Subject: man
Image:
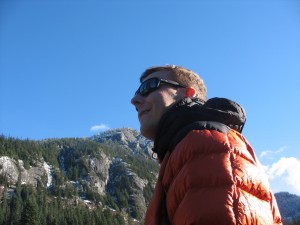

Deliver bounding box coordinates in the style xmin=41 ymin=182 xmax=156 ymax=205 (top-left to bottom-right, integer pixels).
xmin=131 ymin=65 xmax=282 ymax=225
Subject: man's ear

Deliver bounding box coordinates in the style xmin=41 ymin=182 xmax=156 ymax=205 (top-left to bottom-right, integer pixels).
xmin=185 ymin=87 xmax=196 ymax=97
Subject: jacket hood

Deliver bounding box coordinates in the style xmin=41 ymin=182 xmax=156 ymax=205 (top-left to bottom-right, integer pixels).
xmin=153 ymin=97 xmax=246 ymax=161
xmin=202 ymin=97 xmax=246 ymax=133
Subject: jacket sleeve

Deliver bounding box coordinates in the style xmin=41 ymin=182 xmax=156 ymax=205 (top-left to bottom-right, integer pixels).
xmin=161 ymin=129 xmax=282 ymax=225
xmin=145 ymin=152 xmax=171 ymax=225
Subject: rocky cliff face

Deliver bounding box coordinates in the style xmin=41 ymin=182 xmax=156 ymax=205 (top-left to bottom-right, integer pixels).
xmin=0 ymin=128 xmax=157 ymax=222
xmin=90 ymin=128 xmax=153 ymax=157
xmin=0 ymin=156 xmax=49 ymax=187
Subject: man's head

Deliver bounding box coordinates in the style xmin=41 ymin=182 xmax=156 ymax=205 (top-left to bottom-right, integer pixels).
xmin=131 ymin=65 xmax=207 ymax=140
xmin=140 ymin=65 xmax=207 ymax=101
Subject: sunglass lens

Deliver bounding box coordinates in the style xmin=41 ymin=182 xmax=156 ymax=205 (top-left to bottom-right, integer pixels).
xmin=137 ymin=78 xmax=159 ymax=96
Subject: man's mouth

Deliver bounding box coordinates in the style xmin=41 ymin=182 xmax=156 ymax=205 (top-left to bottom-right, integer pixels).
xmin=139 ymin=109 xmax=150 ymax=119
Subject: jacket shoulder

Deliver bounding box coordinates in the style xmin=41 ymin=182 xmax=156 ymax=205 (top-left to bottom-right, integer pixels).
xmin=170 ymin=121 xmax=230 ymax=151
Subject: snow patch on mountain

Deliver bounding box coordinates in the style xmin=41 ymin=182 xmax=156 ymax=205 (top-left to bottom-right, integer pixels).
xmin=43 ymin=161 xmax=52 ymax=187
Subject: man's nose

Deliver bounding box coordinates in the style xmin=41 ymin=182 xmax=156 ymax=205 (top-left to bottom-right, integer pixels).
xmin=131 ymin=94 xmax=143 ymax=109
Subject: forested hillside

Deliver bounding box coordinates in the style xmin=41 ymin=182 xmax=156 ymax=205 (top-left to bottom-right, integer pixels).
xmin=0 ymin=128 xmax=158 ymax=225
xmin=275 ymin=192 xmax=300 ymax=225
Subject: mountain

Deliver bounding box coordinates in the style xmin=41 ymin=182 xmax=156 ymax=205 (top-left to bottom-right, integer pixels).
xmin=0 ymin=128 xmax=158 ymax=224
xmin=0 ymin=128 xmax=300 ymax=224
xmin=275 ymin=192 xmax=300 ymax=224
xmin=90 ymin=128 xmax=153 ymax=157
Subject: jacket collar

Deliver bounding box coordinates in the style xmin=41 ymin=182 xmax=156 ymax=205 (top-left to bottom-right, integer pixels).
xmin=153 ymin=97 xmax=204 ymax=161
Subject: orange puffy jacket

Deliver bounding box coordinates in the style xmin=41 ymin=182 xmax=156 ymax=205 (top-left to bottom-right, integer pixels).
xmin=145 ymin=128 xmax=282 ymax=225
xmin=145 ymin=98 xmax=282 ymax=225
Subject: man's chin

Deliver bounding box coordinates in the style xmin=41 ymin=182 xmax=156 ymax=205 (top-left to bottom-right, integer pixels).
xmin=140 ymin=126 xmax=155 ymax=141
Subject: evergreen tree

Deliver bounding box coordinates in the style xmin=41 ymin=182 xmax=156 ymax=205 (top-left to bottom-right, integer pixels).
xmin=287 ymin=220 xmax=300 ymax=225
xmin=20 ymin=197 xmax=39 ymax=225
xmin=1 ymin=185 xmax=9 ymax=225
xmin=9 ymin=194 xmax=22 ymax=225
xmin=9 ymin=174 xmax=23 ymax=224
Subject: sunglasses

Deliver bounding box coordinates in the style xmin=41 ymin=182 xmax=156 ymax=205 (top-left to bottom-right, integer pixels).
xmin=135 ymin=77 xmax=185 ymax=96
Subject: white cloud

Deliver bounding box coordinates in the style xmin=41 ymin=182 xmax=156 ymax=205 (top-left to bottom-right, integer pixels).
xmin=264 ymin=157 xmax=300 ymax=195
xmin=260 ymin=146 xmax=286 ymax=158
xmin=90 ymin=124 xmax=110 ymax=132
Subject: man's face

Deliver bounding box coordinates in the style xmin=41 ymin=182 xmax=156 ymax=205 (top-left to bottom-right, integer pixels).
xmin=131 ymin=71 xmax=185 ymax=140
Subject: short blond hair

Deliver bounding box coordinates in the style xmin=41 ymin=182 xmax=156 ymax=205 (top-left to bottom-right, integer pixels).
xmin=140 ymin=65 xmax=207 ymax=101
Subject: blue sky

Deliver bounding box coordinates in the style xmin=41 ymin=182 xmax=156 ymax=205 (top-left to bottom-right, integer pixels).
xmin=1 ymin=0 xmax=300 ymax=195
